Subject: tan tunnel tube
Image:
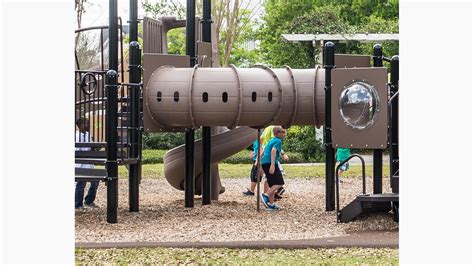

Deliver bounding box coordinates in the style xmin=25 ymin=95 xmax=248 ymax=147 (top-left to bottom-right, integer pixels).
xmin=145 ymin=65 xmax=326 ymax=130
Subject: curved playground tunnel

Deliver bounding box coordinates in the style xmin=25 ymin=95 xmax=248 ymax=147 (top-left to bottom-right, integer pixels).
xmin=144 ymin=66 xmax=326 ymax=131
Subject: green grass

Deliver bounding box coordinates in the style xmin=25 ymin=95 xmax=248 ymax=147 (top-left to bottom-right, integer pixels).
xmin=119 ymin=163 xmax=390 ymax=179
xmin=75 ymin=247 xmax=398 ymax=264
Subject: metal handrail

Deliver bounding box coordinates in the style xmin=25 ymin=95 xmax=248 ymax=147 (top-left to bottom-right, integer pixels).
xmin=335 ymin=154 xmax=367 ymax=222
xmin=75 ymin=25 xmax=109 ymax=33
xmin=388 ymin=91 xmax=399 ymax=105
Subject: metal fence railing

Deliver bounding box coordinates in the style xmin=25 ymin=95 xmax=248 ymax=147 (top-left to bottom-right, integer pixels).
xmin=75 ymin=18 xmax=134 ymax=163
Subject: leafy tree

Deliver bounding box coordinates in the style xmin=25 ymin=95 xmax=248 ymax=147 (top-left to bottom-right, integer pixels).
xmin=284 ymin=126 xmax=325 ymax=162
xmin=142 ymin=0 xmax=185 ymax=19
xmin=258 ymin=0 xmax=316 ymax=67
xmin=259 ymin=0 xmax=399 ymax=68
xmin=227 ymin=45 xmax=261 ymax=67
xmin=260 ymin=4 xmax=354 ymax=68
xmin=197 ymin=0 xmax=262 ymax=66
xmin=143 ymin=128 xmax=202 ymax=149
xmin=336 ymin=0 xmax=399 ymax=26
xmin=167 ymin=28 xmax=186 ymax=55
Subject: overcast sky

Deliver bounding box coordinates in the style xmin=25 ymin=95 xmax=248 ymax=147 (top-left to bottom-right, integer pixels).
xmin=80 ymin=0 xmax=138 ymax=28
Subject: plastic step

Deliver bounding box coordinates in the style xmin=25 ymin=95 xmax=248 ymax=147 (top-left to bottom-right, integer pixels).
xmin=75 ymin=168 xmax=109 ymax=182
xmin=339 ymin=199 xmax=362 ymax=223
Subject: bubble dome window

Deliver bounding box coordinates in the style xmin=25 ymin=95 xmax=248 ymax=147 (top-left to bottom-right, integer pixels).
xmin=338 ymin=81 xmax=380 ymax=130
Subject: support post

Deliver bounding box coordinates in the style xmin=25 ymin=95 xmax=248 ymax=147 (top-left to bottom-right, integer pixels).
xmin=105 ymin=70 xmax=118 ymax=224
xmin=256 ymin=129 xmax=261 ymax=212
xmin=202 ymin=127 xmax=211 ymax=205
xmin=105 ymin=0 xmax=119 ymax=224
xmin=184 ymin=0 xmax=196 ymax=208
xmin=202 ymin=0 xmax=212 ymax=42
xmin=389 ymin=55 xmax=399 ymax=193
xmin=201 ymin=0 xmax=212 ymax=205
xmin=185 ymin=128 xmax=195 ymax=207
xmin=324 ymin=42 xmax=336 ymax=211
xmin=186 ymin=0 xmax=196 ymax=67
xmin=372 ymin=43 xmax=383 ymax=194
xmin=108 ymin=0 xmax=118 ymax=72
xmin=128 ymin=0 xmax=140 ymax=212
xmin=128 ymin=41 xmax=140 ymax=211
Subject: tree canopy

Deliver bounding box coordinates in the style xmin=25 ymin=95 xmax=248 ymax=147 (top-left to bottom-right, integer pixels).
xmin=258 ymin=0 xmax=399 ymax=68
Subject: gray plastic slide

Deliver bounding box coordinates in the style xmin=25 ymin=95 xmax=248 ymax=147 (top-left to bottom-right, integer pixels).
xmin=163 ymin=126 xmax=257 ymax=199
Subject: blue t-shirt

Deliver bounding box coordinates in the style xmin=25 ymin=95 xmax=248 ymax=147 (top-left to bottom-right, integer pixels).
xmin=261 ymin=137 xmax=282 ymax=164
xmin=252 ymin=140 xmax=259 ymax=161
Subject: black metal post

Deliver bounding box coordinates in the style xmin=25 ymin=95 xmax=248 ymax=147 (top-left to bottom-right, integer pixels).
xmin=105 ymin=70 xmax=118 ymax=223
xmin=202 ymin=0 xmax=212 ymax=42
xmin=324 ymin=42 xmax=336 ymax=211
xmin=389 ymin=55 xmax=399 ymax=193
xmin=185 ymin=128 xmax=195 ymax=207
xmin=186 ymin=0 xmax=196 ymax=66
xmin=185 ymin=0 xmax=196 ymax=208
xmin=129 ymin=0 xmax=138 ymax=42
xmin=202 ymin=127 xmax=211 ymax=205
xmin=128 ymin=41 xmax=140 ymax=212
xmin=256 ymin=129 xmax=261 ymax=212
xmin=201 ymin=0 xmax=212 ymax=205
xmin=109 ymin=0 xmax=118 ymax=72
xmin=128 ymin=0 xmax=140 ymax=213
xmin=372 ymin=43 xmax=383 ymax=194
xmin=201 ymin=0 xmax=211 ymax=205
xmin=105 ymin=0 xmax=119 ymax=224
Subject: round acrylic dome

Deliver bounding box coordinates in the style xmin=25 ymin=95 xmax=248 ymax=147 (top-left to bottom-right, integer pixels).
xmin=338 ymin=81 xmax=380 ymax=130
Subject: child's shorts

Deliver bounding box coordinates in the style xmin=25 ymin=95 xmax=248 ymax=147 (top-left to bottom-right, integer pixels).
xmin=338 ymin=161 xmax=350 ymax=171
xmin=261 ymin=163 xmax=284 ymax=187
xmin=250 ymin=164 xmax=258 ymax=182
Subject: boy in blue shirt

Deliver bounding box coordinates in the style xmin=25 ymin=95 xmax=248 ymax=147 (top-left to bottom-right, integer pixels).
xmin=260 ymin=126 xmax=286 ymax=210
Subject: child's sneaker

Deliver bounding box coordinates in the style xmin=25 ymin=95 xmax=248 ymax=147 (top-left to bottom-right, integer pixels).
xmin=266 ymin=203 xmax=280 ymax=211
xmin=85 ymin=202 xmax=98 ymax=208
xmin=242 ymin=189 xmax=255 ymax=196
xmin=260 ymin=193 xmax=270 ymax=208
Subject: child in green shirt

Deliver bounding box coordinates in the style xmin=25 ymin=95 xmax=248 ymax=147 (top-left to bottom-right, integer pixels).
xmin=336 ymin=148 xmax=351 ymax=183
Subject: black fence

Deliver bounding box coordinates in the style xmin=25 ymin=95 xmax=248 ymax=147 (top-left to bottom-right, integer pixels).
xmin=75 ymin=18 xmax=138 ymax=163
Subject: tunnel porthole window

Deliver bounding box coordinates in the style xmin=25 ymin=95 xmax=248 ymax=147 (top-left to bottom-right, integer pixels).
xmin=222 ymin=92 xmax=228 ymax=102
xmin=174 ymin=91 xmax=179 ymax=102
xmin=156 ymin=91 xmax=162 ymax=102
xmin=268 ymin=91 xmax=273 ymax=102
xmin=339 ymin=81 xmax=380 ymax=130
xmin=202 ymin=92 xmax=208 ymax=102
xmin=251 ymin=91 xmax=257 ymax=102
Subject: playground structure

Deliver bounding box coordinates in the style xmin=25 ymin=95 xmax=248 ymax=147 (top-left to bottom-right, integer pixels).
xmin=75 ymin=0 xmax=399 ymax=224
